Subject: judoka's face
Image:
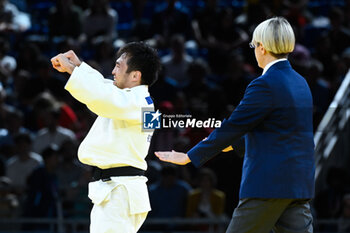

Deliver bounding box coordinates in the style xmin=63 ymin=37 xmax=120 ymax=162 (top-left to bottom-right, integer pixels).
xmin=112 ymin=53 xmax=134 ymax=89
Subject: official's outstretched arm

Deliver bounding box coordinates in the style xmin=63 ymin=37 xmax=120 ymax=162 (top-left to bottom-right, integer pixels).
xmin=156 ymin=77 xmax=273 ymax=166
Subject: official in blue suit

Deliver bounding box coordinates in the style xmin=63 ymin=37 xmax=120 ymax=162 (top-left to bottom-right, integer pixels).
xmin=155 ymin=17 xmax=315 ymax=233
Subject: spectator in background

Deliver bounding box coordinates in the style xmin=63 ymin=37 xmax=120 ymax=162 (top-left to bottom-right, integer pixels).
xmin=183 ymin=59 xmax=215 ymax=116
xmin=0 ymin=0 xmax=31 ymax=32
xmin=0 ymin=81 xmax=9 ymax=128
xmin=235 ymin=1 xmax=271 ymax=34
xmin=149 ymin=68 xmax=177 ymax=103
xmin=0 ymin=84 xmax=18 ymax=167
xmin=94 ymin=39 xmax=115 ymax=77
xmin=22 ymin=91 xmax=56 ymax=131
xmin=150 ymin=0 xmax=191 ymax=47
xmin=338 ymin=194 xmax=350 ymax=232
xmin=186 ymin=168 xmax=225 ymax=218
xmin=282 ymin=0 xmax=313 ymax=29
xmin=161 ymin=34 xmax=193 ymax=88
xmin=191 ymin=0 xmax=221 ymax=49
xmin=129 ymin=0 xmax=153 ymax=41
xmin=56 ymin=140 xmax=88 ymax=218
xmin=0 ymin=155 xmax=4 ymax=176
xmin=340 ymin=47 xmax=350 ymax=78
xmin=0 ymin=38 xmax=16 ymax=85
xmin=82 ymin=0 xmax=118 ymax=43
xmin=48 ymin=0 xmax=83 ymax=39
xmin=56 ymin=99 xmax=80 ymax=132
xmin=0 ymin=108 xmax=30 ymax=156
xmin=148 ymin=101 xmax=180 ymax=153
xmin=313 ymin=34 xmax=338 ymax=85
xmin=189 ymin=58 xmax=229 ymax=118
xmin=25 ymin=57 xmax=67 ymax=101
xmin=23 ymin=145 xmax=60 ymax=228
xmin=194 ymin=8 xmax=249 ymax=74
xmin=328 ymin=7 xmax=350 ymax=56
xmin=221 ymin=52 xmax=252 ymax=107
xmin=71 ymin=0 xmax=91 ymax=10
xmin=129 ymin=0 xmax=147 ymax=21
xmin=172 ymin=91 xmax=190 ymax=116
xmin=16 ymin=41 xmax=41 ymax=73
xmin=56 ymin=140 xmax=83 ymax=192
xmin=289 ymin=43 xmax=311 ymax=76
xmin=56 ymin=37 xmax=82 ymax=55
xmin=0 ymin=79 xmax=6 ymax=126
xmin=0 ymin=176 xmax=19 ymax=219
xmin=344 ymin=0 xmax=350 ymax=29
xmin=314 ymin=167 xmax=350 ymax=219
xmin=305 ymin=59 xmax=331 ymax=128
xmin=32 ymin=105 xmax=76 ymax=154
xmin=0 ymin=176 xmax=20 ymax=233
xmin=234 ymin=2 xmax=270 ymax=66
xmin=5 ymin=69 xmax=30 ymax=108
xmin=5 ymin=133 xmax=43 ymax=194
xmin=149 ymin=165 xmax=191 ymax=218
xmin=26 ymin=90 xmax=78 ymax=133
xmin=68 ymin=101 xmax=96 ymax=141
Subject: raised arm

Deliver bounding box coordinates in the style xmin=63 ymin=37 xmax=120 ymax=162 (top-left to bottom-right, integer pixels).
xmin=51 ymin=51 xmax=147 ymax=121
xmin=64 ymin=62 xmax=146 ymax=120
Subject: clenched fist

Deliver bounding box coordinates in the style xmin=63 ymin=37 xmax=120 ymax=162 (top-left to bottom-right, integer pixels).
xmin=51 ymin=50 xmax=82 ymax=75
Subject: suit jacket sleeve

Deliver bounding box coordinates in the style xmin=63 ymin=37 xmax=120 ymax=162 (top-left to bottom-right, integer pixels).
xmin=188 ymin=77 xmax=273 ymax=167
xmin=64 ymin=62 xmax=143 ymax=121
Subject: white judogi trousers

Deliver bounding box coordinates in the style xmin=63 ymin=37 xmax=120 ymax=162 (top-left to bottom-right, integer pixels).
xmin=88 ymin=176 xmax=151 ymax=233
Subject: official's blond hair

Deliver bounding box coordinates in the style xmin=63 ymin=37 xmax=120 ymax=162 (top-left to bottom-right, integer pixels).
xmin=251 ymin=17 xmax=295 ymax=57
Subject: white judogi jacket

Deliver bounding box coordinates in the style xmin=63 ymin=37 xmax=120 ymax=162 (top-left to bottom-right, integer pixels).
xmin=65 ymin=62 xmax=153 ymax=214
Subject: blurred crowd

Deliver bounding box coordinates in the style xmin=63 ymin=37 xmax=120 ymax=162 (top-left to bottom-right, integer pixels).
xmin=0 ymin=0 xmax=350 ymax=231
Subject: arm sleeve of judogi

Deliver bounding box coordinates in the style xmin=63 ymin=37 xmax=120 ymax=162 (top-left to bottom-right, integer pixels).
xmin=65 ymin=62 xmax=143 ymax=121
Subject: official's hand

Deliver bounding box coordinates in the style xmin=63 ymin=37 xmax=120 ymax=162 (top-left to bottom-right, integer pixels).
xmin=155 ymin=150 xmax=191 ymax=165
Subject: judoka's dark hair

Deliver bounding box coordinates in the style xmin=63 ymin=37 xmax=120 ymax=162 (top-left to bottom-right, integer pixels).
xmin=116 ymin=42 xmax=161 ymax=86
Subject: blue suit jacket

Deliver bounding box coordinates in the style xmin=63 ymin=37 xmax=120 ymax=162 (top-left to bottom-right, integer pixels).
xmin=188 ymin=60 xmax=315 ymax=199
